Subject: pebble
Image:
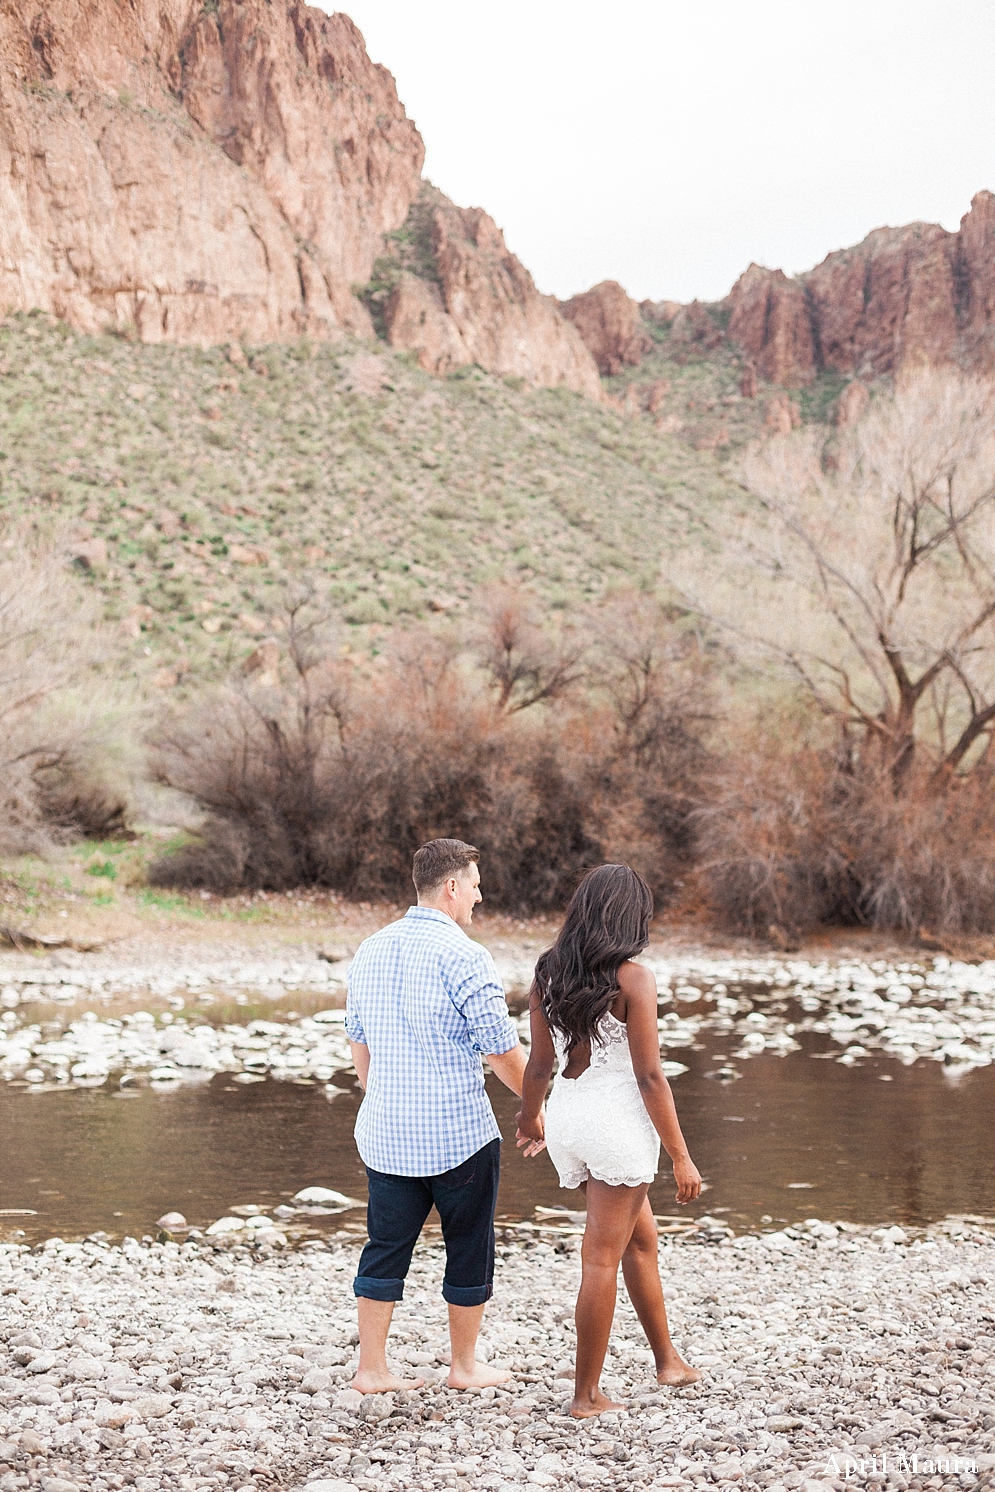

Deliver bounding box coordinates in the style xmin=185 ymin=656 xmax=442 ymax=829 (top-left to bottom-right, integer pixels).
xmin=155 ymin=1213 xmax=186 ymax=1230
xmin=0 ymin=1224 xmax=994 ymax=1491
xmin=293 ymin=1187 xmax=360 ymax=1210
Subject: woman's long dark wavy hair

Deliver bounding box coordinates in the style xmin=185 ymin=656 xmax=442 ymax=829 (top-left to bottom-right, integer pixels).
xmin=531 ymin=864 xmax=653 ymax=1054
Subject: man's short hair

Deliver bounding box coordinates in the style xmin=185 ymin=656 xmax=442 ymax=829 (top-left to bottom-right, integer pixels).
xmin=412 ymin=838 xmax=479 ymax=895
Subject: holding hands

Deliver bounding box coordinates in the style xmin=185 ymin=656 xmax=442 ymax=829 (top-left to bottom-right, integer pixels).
xmin=515 ymin=1104 xmax=547 ymax=1158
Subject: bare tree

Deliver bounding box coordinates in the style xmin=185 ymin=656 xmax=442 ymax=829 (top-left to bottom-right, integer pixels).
xmin=587 ymin=590 xmax=711 ymax=764
xmin=474 ymin=583 xmax=586 ymax=713
xmin=672 ymin=371 xmax=995 ymax=782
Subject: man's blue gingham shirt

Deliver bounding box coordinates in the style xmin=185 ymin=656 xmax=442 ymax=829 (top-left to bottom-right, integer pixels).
xmin=345 ymin=906 xmax=519 ymax=1177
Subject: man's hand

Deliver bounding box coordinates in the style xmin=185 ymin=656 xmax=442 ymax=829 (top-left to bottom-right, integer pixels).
xmin=485 ymin=1044 xmax=546 ymax=1154
xmin=515 ymin=1106 xmax=546 ymax=1158
xmin=673 ymin=1155 xmax=702 ymax=1204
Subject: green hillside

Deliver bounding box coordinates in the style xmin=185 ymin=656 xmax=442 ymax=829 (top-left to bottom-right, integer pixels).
xmin=0 ymin=312 xmax=824 ymax=684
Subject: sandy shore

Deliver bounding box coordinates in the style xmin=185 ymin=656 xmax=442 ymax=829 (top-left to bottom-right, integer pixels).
xmin=2 ymin=1220 xmax=994 ymax=1492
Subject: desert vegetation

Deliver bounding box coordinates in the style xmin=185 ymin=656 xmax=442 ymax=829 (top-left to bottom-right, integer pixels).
xmin=146 ymin=587 xmax=710 ymax=910
xmin=5 ymin=310 xmax=995 ymax=940
xmin=0 ymin=525 xmax=128 ymax=854
xmin=0 ymin=313 xmax=750 ymax=693
xmin=678 ymin=371 xmax=995 ymax=936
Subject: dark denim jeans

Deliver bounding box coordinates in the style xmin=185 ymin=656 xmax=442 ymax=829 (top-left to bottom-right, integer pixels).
xmin=353 ymin=1139 xmax=500 ymax=1306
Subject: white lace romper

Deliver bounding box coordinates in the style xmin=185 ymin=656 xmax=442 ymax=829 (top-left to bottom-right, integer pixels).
xmin=544 ymin=1011 xmax=660 ymax=1189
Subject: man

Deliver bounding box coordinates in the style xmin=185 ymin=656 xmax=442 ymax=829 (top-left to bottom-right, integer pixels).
xmin=345 ymin=837 xmax=543 ymax=1394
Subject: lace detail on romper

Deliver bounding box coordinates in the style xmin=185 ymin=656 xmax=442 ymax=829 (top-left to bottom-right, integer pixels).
xmin=544 ymin=1011 xmax=661 ymax=1190
xmin=553 ymin=1010 xmax=631 ymax=1071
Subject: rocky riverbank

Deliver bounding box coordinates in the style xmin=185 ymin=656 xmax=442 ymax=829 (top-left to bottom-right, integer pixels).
xmin=2 ymin=1220 xmax=994 ymax=1492
xmin=4 ymin=942 xmax=995 ymax=1094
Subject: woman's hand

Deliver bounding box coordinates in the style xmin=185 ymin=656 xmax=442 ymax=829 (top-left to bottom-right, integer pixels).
xmin=517 ymin=999 xmax=554 ymax=1159
xmin=515 ymin=1105 xmax=547 ymax=1158
xmin=673 ymin=1155 xmax=702 ymax=1204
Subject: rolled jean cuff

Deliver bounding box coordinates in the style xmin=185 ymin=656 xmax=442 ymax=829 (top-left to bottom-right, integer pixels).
xmin=353 ymin=1274 xmax=404 ymax=1302
xmin=442 ymin=1280 xmax=492 ymax=1307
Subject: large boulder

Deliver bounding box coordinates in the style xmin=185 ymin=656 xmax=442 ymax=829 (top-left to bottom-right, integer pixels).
xmin=557 ymin=280 xmax=652 ymax=375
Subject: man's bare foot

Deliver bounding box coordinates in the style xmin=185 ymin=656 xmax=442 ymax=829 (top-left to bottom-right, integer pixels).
xmin=351 ymin=1369 xmax=425 ymax=1394
xmin=657 ymin=1359 xmax=702 ymax=1387
xmin=570 ymin=1390 xmax=627 ymax=1419
xmin=448 ymin=1361 xmax=513 ymax=1390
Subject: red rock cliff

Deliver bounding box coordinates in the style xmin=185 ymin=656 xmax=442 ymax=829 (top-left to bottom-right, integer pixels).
xmin=379 ymin=189 xmax=602 ymax=399
xmin=0 ymin=0 xmax=425 ymax=341
xmin=0 ymin=0 xmax=602 ymax=396
xmin=725 ymin=264 xmax=815 ymax=387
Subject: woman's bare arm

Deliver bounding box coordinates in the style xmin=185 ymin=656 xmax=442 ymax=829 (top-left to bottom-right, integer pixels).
xmin=618 ymin=962 xmax=702 ymax=1204
xmin=516 ymin=996 xmax=556 ymax=1146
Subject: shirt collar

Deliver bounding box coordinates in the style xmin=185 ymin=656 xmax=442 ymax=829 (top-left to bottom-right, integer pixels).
xmin=404 ymin=905 xmax=456 ymax=925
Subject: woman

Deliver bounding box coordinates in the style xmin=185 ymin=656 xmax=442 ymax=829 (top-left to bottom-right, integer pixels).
xmin=516 ymin=863 xmax=702 ymax=1418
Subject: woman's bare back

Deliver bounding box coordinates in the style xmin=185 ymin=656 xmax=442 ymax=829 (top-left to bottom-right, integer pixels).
xmin=559 ymin=961 xmax=638 ymax=1078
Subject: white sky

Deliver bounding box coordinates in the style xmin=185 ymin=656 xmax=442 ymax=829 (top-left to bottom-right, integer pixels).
xmin=329 ymin=0 xmax=995 ymax=305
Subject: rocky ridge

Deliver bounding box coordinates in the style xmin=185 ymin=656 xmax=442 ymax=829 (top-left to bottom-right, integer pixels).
xmin=565 ymin=194 xmax=995 ymax=392
xmin=723 ymin=195 xmax=995 ymax=386
xmin=3 ymin=0 xmax=993 ymax=406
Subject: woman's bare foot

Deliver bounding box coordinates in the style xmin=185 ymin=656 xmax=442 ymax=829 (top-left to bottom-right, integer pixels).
xmin=351 ymin=1369 xmax=425 ymax=1394
xmin=657 ymin=1358 xmax=702 ymax=1387
xmin=448 ymin=1361 xmax=513 ymax=1390
xmin=570 ymin=1390 xmax=627 ymax=1419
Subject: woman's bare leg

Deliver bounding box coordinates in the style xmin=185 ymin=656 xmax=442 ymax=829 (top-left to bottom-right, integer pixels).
xmin=572 ymin=1179 xmax=647 ymax=1418
xmin=620 ymin=1197 xmax=701 ymax=1386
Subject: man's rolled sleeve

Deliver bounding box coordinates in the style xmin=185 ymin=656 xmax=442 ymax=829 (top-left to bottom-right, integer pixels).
xmin=345 ymin=998 xmax=366 ymax=1045
xmin=471 ymin=1012 xmax=519 ymax=1056
xmin=455 ymin=949 xmax=519 ymax=1055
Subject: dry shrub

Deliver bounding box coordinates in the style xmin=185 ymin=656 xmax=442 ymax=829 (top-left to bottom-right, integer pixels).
xmin=472 ymin=582 xmax=586 ymax=713
xmin=149 ymin=597 xmax=709 ymax=909
xmin=31 ymin=729 xmax=132 ymax=841
xmin=0 ymin=528 xmax=126 ymax=852
xmin=672 ymin=373 xmax=995 ymax=937
xmin=696 ymin=734 xmax=995 ymax=937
